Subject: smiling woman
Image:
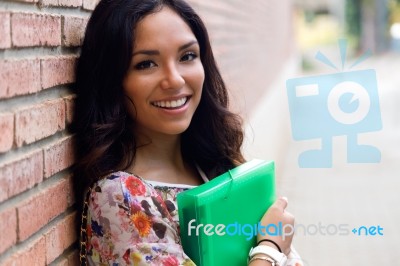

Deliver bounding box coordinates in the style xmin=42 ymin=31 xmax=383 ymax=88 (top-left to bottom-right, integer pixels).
xmin=73 ymin=0 xmax=245 ymax=191
xmin=72 ymin=0 xmax=299 ymax=265
xmin=123 ymin=7 xmax=204 ymax=138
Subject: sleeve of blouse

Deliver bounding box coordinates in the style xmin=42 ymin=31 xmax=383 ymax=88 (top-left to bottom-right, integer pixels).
xmin=85 ymin=173 xmax=196 ymax=266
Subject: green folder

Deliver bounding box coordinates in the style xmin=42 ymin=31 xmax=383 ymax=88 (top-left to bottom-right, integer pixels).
xmin=177 ymin=159 xmax=276 ymax=266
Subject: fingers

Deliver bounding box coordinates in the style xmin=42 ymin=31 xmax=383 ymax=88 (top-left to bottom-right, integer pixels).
xmin=272 ymin=196 xmax=288 ymax=211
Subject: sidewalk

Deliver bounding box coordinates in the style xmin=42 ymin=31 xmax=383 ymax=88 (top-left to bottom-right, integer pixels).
xmin=246 ymin=53 xmax=400 ymax=265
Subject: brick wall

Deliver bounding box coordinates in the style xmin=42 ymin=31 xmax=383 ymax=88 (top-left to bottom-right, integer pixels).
xmin=0 ymin=0 xmax=91 ymax=264
xmin=190 ymin=1 xmax=294 ymax=114
xmin=0 ymin=0 xmax=294 ymax=264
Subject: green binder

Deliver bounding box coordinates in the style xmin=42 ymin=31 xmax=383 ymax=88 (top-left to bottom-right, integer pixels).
xmin=177 ymin=159 xmax=276 ymax=266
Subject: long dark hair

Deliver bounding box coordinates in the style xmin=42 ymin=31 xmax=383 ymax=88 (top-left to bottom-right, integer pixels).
xmin=72 ymin=0 xmax=245 ymax=193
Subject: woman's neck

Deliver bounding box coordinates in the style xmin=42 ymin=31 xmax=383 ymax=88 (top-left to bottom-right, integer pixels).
xmin=129 ymin=131 xmax=202 ymax=185
xmin=134 ymin=132 xmax=184 ymax=171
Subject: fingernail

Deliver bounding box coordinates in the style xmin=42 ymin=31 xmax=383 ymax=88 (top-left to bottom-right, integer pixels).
xmin=281 ymin=196 xmax=288 ymax=203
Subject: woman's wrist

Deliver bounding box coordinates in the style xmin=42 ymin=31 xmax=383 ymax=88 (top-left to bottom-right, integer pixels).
xmin=248 ymin=255 xmax=274 ymax=266
xmin=248 ymin=240 xmax=287 ymax=266
xmin=249 ymin=240 xmax=279 ymax=265
xmin=257 ymin=241 xmax=281 ymax=252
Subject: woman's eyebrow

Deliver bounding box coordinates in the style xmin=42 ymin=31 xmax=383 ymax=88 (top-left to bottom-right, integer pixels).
xmin=132 ymin=40 xmax=198 ymax=57
xmin=178 ymin=40 xmax=198 ymax=52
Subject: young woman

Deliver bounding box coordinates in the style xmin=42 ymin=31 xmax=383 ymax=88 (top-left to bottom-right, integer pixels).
xmin=73 ymin=0 xmax=301 ymax=265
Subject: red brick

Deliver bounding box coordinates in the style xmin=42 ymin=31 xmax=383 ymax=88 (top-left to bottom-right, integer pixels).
xmin=0 ymin=59 xmax=41 ymax=99
xmin=42 ymin=0 xmax=82 ymax=7
xmin=11 ymin=12 xmax=61 ymax=47
xmin=41 ymin=56 xmax=77 ymax=89
xmin=44 ymin=136 xmax=75 ymax=178
xmin=0 ymin=12 xmax=11 ymax=49
xmin=17 ymin=177 xmax=71 ymax=241
xmin=83 ymin=0 xmax=100 ymax=10
xmin=0 ymin=208 xmax=17 ymax=253
xmin=62 ymin=16 xmax=88 ymax=47
xmin=2 ymin=237 xmax=46 ymax=266
xmin=0 ymin=150 xmax=43 ymax=203
xmin=64 ymin=95 xmax=75 ymax=125
xmin=0 ymin=113 xmax=14 ymax=153
xmin=46 ymin=212 xmax=77 ymax=264
xmin=15 ymin=99 xmax=65 ymax=147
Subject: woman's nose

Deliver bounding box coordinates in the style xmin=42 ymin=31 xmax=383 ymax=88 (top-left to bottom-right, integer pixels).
xmin=160 ymin=63 xmax=185 ymax=90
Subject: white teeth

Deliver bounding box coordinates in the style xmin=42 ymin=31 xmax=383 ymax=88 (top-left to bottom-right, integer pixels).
xmin=152 ymin=97 xmax=187 ymax=109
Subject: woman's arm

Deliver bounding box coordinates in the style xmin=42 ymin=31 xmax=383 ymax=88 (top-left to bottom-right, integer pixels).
xmin=248 ymin=197 xmax=295 ymax=266
xmin=258 ymin=197 xmax=294 ymax=255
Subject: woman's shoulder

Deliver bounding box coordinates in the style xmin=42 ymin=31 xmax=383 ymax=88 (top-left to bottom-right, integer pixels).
xmin=91 ymin=170 xmax=155 ymax=199
xmin=88 ymin=170 xmax=178 ymax=229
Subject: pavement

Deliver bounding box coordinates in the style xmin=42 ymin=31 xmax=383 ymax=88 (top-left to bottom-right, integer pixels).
xmin=244 ymin=52 xmax=400 ymax=266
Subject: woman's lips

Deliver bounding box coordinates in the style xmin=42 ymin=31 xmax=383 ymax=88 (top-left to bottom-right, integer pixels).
xmin=151 ymin=96 xmax=190 ymax=110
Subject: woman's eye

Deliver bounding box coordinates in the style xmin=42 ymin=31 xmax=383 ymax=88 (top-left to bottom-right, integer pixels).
xmin=181 ymin=52 xmax=198 ymax=62
xmin=134 ymin=60 xmax=156 ymax=70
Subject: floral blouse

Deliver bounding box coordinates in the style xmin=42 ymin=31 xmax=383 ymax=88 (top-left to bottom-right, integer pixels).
xmin=84 ymin=171 xmax=303 ymax=266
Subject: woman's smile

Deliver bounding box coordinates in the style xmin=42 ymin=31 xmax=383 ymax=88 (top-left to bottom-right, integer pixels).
xmin=151 ymin=95 xmax=190 ymax=109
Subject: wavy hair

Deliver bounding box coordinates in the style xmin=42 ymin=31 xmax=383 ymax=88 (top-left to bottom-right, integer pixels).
xmin=72 ymin=0 xmax=245 ymax=193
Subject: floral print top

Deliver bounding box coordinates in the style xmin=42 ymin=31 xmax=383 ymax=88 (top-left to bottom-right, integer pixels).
xmin=85 ymin=171 xmax=195 ymax=265
xmin=84 ymin=171 xmax=303 ymax=266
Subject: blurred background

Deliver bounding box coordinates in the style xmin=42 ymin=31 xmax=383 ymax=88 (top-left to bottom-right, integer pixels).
xmin=240 ymin=0 xmax=400 ymax=265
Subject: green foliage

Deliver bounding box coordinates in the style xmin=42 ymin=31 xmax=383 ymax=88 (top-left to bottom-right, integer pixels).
xmin=345 ymin=0 xmax=362 ymax=38
xmin=390 ymin=0 xmax=400 ymax=23
xmin=345 ymin=0 xmax=362 ymax=49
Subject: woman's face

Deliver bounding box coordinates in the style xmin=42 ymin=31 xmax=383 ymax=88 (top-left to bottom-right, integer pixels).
xmin=123 ymin=7 xmax=204 ymax=139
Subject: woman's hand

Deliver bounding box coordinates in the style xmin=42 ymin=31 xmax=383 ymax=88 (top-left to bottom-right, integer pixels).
xmin=257 ymin=197 xmax=294 ymax=255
